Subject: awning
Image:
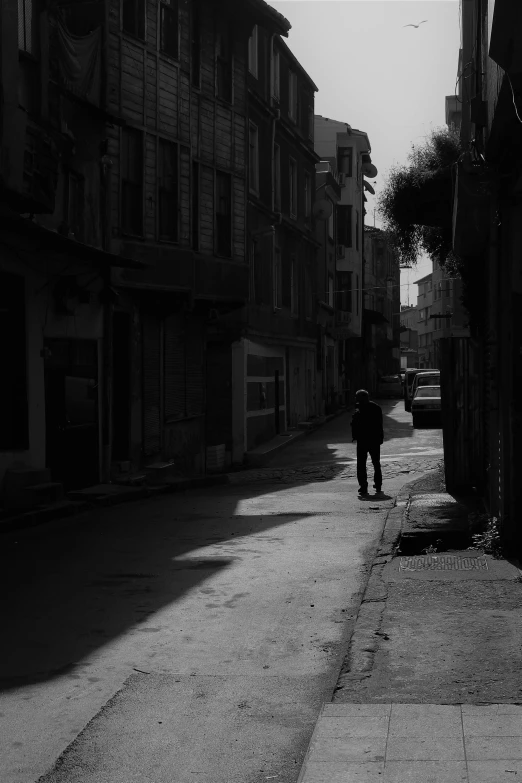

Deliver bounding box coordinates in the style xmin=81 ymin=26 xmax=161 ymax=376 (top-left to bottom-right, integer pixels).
xmin=363 ymin=308 xmax=389 ymax=325
xmin=0 ymin=211 xmax=146 ymax=269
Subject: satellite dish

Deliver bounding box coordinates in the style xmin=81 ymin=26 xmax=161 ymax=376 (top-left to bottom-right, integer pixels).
xmin=362 ymin=163 xmax=378 ymax=179
xmin=313 ymin=199 xmax=333 ymax=220
xmin=363 ymin=180 xmax=375 ymax=195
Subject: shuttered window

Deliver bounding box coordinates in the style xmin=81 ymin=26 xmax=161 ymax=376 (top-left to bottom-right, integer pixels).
xmin=122 ymin=0 xmax=145 ymax=39
xmin=18 ymin=0 xmax=33 ymax=52
xmin=160 ymin=0 xmax=178 ymax=57
xmin=121 ymin=128 xmax=143 ymax=235
xmin=158 ymin=139 xmax=178 ymax=240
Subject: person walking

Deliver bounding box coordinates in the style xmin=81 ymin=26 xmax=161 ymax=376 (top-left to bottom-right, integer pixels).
xmin=351 ymin=389 xmax=384 ymax=496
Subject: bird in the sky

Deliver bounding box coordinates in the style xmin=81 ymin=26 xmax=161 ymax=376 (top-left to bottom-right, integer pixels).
xmin=403 ymin=20 xmax=428 ymax=28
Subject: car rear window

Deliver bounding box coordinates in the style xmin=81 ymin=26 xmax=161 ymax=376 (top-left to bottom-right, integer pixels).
xmin=415 ymin=386 xmax=441 ymax=398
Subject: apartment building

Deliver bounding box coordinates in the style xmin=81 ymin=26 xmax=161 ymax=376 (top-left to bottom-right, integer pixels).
xmin=313 ymin=115 xmax=377 ymax=395
xmin=415 ymin=272 xmax=436 ymax=368
xmin=400 ymin=305 xmax=419 ymax=368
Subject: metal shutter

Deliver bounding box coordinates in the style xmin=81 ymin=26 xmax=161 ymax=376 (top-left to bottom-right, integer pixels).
xmin=186 ymin=333 xmax=204 ymax=417
xmin=164 ymin=315 xmax=185 ymax=420
xmin=142 ymin=314 xmax=161 ymax=456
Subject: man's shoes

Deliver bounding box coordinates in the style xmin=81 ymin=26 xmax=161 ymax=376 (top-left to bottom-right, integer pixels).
xmin=373 ymin=484 xmax=382 ymax=494
xmin=358 ymin=486 xmax=369 ymax=496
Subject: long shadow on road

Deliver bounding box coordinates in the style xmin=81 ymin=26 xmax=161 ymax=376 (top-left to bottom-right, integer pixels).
xmin=0 ymin=476 xmax=341 ymax=692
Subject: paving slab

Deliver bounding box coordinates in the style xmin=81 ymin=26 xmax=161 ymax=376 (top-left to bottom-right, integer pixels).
xmin=298 ymin=704 xmax=522 ymax=783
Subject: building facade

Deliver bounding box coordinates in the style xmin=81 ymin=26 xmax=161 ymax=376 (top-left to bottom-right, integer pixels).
xmin=0 ymin=0 xmax=287 ymax=507
xmin=415 ymin=273 xmax=436 ymax=369
xmin=0 ymin=0 xmax=150 ymax=500
xmin=446 ymin=0 xmax=522 ymax=551
xmin=224 ymin=21 xmax=319 ymax=461
xmin=399 ymin=305 xmax=419 ymax=369
xmin=314 ymin=160 xmax=343 ymax=414
xmin=313 ymin=115 xmax=378 ymax=398
xmin=363 ymin=226 xmax=401 ymax=390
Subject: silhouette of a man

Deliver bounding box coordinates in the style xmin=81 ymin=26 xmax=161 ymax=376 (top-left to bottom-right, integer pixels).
xmin=351 ymin=389 xmax=384 ymax=496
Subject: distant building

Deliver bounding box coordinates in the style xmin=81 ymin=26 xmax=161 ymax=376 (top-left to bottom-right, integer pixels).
xmin=313 ymin=115 xmax=378 ymax=397
xmin=415 ymin=273 xmax=436 ymax=368
xmin=363 ymin=227 xmax=401 ymax=390
xmin=430 ymin=260 xmax=469 ymax=367
xmin=223 ymin=13 xmax=320 ymax=462
xmin=314 ymin=161 xmax=343 ymax=414
xmin=400 ymin=305 xmax=419 ymax=368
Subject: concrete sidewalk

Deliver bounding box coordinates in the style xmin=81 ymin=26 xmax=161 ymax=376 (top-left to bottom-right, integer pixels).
xmin=297 ymin=466 xmax=522 ymax=783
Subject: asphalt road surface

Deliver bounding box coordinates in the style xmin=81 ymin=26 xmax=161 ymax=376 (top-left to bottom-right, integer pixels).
xmin=0 ymin=401 xmax=442 ymax=783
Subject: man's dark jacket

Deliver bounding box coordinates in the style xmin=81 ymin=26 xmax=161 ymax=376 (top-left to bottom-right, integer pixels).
xmin=351 ymin=401 xmax=384 ymax=445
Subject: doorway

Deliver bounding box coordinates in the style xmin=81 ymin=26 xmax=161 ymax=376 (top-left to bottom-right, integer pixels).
xmin=45 ymin=339 xmax=99 ymax=490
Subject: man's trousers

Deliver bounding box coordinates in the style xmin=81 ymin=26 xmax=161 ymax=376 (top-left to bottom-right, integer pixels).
xmin=356 ymin=442 xmax=382 ymax=491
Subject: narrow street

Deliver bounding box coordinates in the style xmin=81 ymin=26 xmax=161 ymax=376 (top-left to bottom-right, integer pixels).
xmin=1 ymin=403 xmax=442 ymax=783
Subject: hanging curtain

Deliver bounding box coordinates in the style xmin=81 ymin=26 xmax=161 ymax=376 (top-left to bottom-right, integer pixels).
xmin=57 ymin=14 xmax=101 ymax=107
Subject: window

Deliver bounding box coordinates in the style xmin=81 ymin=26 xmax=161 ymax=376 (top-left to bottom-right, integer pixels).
xmin=289 ymin=158 xmax=297 ymax=218
xmin=337 ymin=204 xmax=352 ymax=247
xmin=18 ymin=0 xmax=34 ymax=53
xmin=160 ymin=0 xmax=178 ymax=57
xmin=305 ymin=261 xmax=313 ymax=318
xmin=328 ymin=275 xmax=334 ymax=308
xmin=273 ymin=246 xmax=282 ymax=309
xmin=337 ymin=147 xmax=353 ymax=177
xmin=271 ymin=48 xmax=280 ymax=99
xmin=419 ymin=308 xmax=426 ymax=321
xmin=191 ymin=161 xmax=199 ymax=250
xmin=291 ymin=256 xmax=298 ymax=316
xmin=337 ymin=272 xmax=352 ymax=312
xmin=304 ymin=173 xmax=312 ymax=222
xmin=356 ymin=210 xmax=359 ymax=250
xmin=249 ymin=123 xmax=259 ymax=194
xmin=288 ymin=70 xmax=298 ymax=121
xmin=66 ymin=170 xmax=84 ymax=241
xmin=121 ymin=128 xmax=143 ymax=234
xmin=122 ymin=0 xmax=145 ymax=38
xmin=191 ymin=7 xmax=200 ymax=87
xmin=0 ymin=272 xmax=28 ymax=450
xmin=215 ymin=171 xmax=231 ymax=256
xmin=274 ymin=144 xmax=281 ymax=211
xmin=158 ymin=139 xmax=178 ymax=240
xmin=216 ymin=24 xmax=232 ymax=102
xmin=248 ymin=24 xmax=258 ymax=77
xmin=356 ymin=274 xmax=359 ymax=315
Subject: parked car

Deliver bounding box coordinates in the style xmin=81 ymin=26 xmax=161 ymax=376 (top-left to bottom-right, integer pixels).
xmin=377 ymin=374 xmax=403 ymax=399
xmin=411 ymin=385 xmax=441 ymax=427
xmin=403 ymin=368 xmax=438 ymax=412
xmin=411 ymin=370 xmax=441 ymax=400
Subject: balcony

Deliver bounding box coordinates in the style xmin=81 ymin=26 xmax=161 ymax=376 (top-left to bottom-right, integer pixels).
xmin=113 ymin=246 xmax=248 ymax=305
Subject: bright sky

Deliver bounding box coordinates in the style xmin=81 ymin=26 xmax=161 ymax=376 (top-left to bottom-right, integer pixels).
xmin=267 ymin=0 xmax=460 ymax=305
